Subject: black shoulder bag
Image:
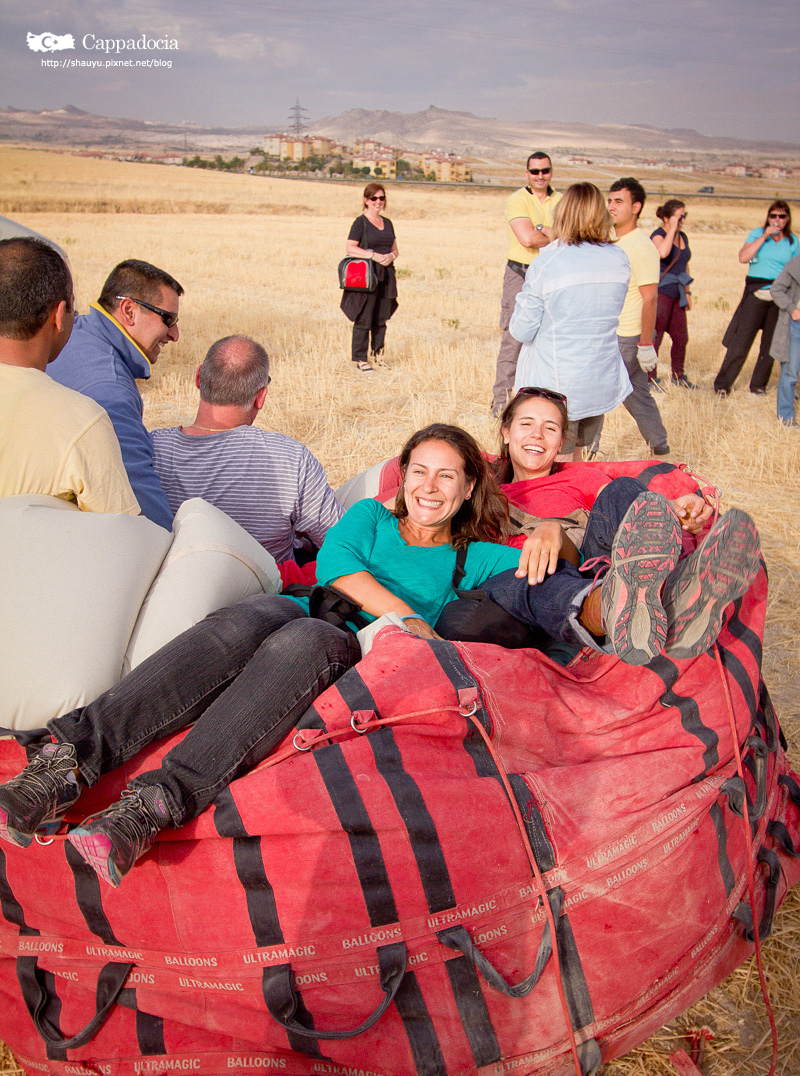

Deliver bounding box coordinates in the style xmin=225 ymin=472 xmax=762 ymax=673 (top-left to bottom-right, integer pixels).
xmin=434 ymin=547 xmax=547 ymax=650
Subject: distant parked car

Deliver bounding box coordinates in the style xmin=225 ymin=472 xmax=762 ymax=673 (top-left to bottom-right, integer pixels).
xmin=698 ymin=186 xmax=715 ymax=194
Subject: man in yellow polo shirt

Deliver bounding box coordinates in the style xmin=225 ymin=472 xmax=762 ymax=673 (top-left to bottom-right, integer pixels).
xmin=608 ymin=178 xmax=670 ymax=455
xmin=491 ymin=151 xmax=562 ymax=415
xmin=0 ymin=237 xmax=140 ymax=515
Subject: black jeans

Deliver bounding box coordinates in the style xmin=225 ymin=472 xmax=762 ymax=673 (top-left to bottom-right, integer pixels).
xmin=50 ymin=595 xmax=360 ymax=826
xmin=715 ymin=286 xmax=779 ymax=393
xmin=352 ymin=287 xmax=394 ymax=361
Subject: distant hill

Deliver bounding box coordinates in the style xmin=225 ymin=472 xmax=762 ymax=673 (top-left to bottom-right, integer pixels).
xmin=1 ymin=103 xmax=798 ymax=164
xmin=0 ymin=105 xmax=265 ymax=152
xmin=309 ymin=105 xmax=800 ymax=163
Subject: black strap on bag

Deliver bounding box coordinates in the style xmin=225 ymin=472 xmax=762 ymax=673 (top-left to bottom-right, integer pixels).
xmin=436 ymin=887 xmax=564 ymax=998
xmin=434 ymin=547 xmax=546 ymax=650
xmin=263 ymin=941 xmax=407 ymax=1040
xmin=17 ymin=956 xmax=133 ymax=1050
xmin=282 ymin=583 xmax=371 ymax=633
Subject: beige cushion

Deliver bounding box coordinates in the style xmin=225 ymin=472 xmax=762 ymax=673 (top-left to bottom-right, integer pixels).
xmin=123 ymin=498 xmax=281 ymax=674
xmin=0 ymin=495 xmax=172 ymax=731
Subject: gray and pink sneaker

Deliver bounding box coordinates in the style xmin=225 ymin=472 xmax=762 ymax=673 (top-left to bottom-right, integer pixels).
xmin=0 ymin=742 xmax=81 ymax=847
xmin=68 ymin=784 xmax=173 ymax=887
xmin=662 ymin=509 xmax=760 ymax=660
xmin=601 ymin=491 xmax=683 ymax=665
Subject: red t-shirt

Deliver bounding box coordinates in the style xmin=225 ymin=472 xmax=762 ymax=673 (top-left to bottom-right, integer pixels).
xmin=501 ymin=464 xmax=609 ymax=548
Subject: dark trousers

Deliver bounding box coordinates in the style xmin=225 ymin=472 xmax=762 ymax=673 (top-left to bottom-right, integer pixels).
xmin=654 ymin=293 xmax=689 ymax=378
xmin=352 ymin=288 xmax=393 ymax=362
xmin=50 ymin=595 xmax=360 ymax=826
xmin=482 ymin=478 xmax=644 ymax=649
xmin=714 ymin=290 xmax=778 ymax=393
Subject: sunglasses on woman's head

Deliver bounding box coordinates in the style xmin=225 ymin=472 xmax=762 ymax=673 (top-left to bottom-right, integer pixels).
xmin=515 ymin=386 xmax=567 ymax=404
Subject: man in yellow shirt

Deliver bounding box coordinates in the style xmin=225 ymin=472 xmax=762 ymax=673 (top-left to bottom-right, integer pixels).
xmin=0 ymin=237 xmax=140 ymax=515
xmin=608 ymin=178 xmax=670 ymax=455
xmin=491 ymin=151 xmax=562 ymax=415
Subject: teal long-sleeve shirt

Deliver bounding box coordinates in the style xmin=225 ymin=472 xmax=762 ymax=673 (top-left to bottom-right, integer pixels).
xmin=314 ymin=498 xmax=520 ymax=626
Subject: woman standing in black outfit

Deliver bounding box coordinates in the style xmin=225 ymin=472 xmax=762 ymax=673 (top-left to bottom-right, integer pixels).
xmin=340 ymin=182 xmax=399 ymax=373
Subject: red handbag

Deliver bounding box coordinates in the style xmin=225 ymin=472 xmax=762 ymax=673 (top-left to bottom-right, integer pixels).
xmin=338 ymin=254 xmax=377 ymax=292
xmin=339 ymin=216 xmax=378 ymax=292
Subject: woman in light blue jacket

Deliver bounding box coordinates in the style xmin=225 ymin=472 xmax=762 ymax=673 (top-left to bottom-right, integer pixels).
xmin=510 ymin=183 xmax=631 ymax=458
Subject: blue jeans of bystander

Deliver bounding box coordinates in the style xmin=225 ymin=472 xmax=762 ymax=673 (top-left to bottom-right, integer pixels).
xmin=777 ymin=318 xmax=800 ymax=423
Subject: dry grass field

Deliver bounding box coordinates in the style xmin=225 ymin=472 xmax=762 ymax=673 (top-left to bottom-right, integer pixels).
xmin=1 ymin=146 xmax=799 ymax=1075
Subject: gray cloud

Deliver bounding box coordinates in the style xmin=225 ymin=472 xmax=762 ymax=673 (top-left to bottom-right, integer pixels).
xmin=2 ymin=0 xmax=799 ymax=141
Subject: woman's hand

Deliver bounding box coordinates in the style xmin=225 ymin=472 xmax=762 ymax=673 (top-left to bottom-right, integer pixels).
xmin=515 ymin=521 xmax=566 ymax=584
xmin=670 ymin=494 xmax=713 ymax=534
xmin=403 ymin=616 xmax=442 ymax=640
xmin=373 ymin=252 xmax=393 ymax=266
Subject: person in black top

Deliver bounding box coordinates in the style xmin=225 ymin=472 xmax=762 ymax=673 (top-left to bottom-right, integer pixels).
xmin=340 ymin=183 xmax=399 ymax=373
xmin=650 ymin=200 xmax=694 ymax=388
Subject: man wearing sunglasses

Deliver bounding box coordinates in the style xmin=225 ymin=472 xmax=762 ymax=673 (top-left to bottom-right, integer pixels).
xmin=491 ymin=151 xmax=561 ymax=415
xmin=49 ymin=259 xmax=183 ymax=530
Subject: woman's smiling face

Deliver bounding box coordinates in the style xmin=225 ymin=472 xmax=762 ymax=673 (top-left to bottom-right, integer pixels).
xmin=401 ymin=440 xmax=475 ymax=535
xmin=502 ymin=396 xmax=565 ymax=481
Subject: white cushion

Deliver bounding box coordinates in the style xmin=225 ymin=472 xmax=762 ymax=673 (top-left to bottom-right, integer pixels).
xmin=0 ymin=496 xmax=171 ymax=731
xmin=123 ymin=498 xmax=281 ymax=674
xmin=336 ymin=459 xmax=392 ymax=509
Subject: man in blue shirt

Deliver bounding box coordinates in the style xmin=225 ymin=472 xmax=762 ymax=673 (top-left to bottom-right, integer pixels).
xmin=48 ymin=259 xmax=183 ymax=529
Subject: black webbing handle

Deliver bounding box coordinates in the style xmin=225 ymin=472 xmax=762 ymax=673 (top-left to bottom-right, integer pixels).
xmin=18 ymin=957 xmax=133 ymax=1050
xmin=263 ymin=941 xmax=406 ymax=1040
xmin=732 ymin=847 xmax=781 ymax=942
xmin=720 ymin=735 xmax=769 ymax=821
xmin=437 ymin=889 xmax=563 ymax=998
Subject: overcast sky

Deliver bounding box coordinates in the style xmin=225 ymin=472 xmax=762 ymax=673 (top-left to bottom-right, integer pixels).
xmin=4 ymin=0 xmax=800 ymax=144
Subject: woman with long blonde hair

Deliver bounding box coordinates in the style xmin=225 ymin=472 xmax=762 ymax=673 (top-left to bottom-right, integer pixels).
xmin=509 ymin=183 xmax=632 ymax=458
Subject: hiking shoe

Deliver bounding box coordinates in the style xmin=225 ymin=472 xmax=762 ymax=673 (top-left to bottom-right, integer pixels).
xmin=662 ymin=509 xmax=760 ymax=660
xmin=68 ymin=784 xmax=173 ymax=888
xmin=0 ymin=743 xmax=81 ymax=848
xmin=601 ymin=491 xmax=683 ymax=665
xmin=671 ymin=375 xmax=697 ymax=389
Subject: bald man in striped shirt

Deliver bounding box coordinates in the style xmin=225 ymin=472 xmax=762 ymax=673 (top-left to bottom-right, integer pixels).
xmin=152 ymin=335 xmax=343 ymax=562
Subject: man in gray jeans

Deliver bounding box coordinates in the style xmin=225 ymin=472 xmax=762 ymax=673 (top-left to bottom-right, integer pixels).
xmin=607 ymin=177 xmax=670 ymax=455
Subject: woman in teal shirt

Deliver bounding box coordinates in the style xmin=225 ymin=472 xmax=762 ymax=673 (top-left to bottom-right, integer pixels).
xmin=0 ymin=425 xmax=518 ymax=888
xmin=714 ymin=200 xmax=799 ymax=395
xmin=316 ymin=425 xmax=517 ymax=636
